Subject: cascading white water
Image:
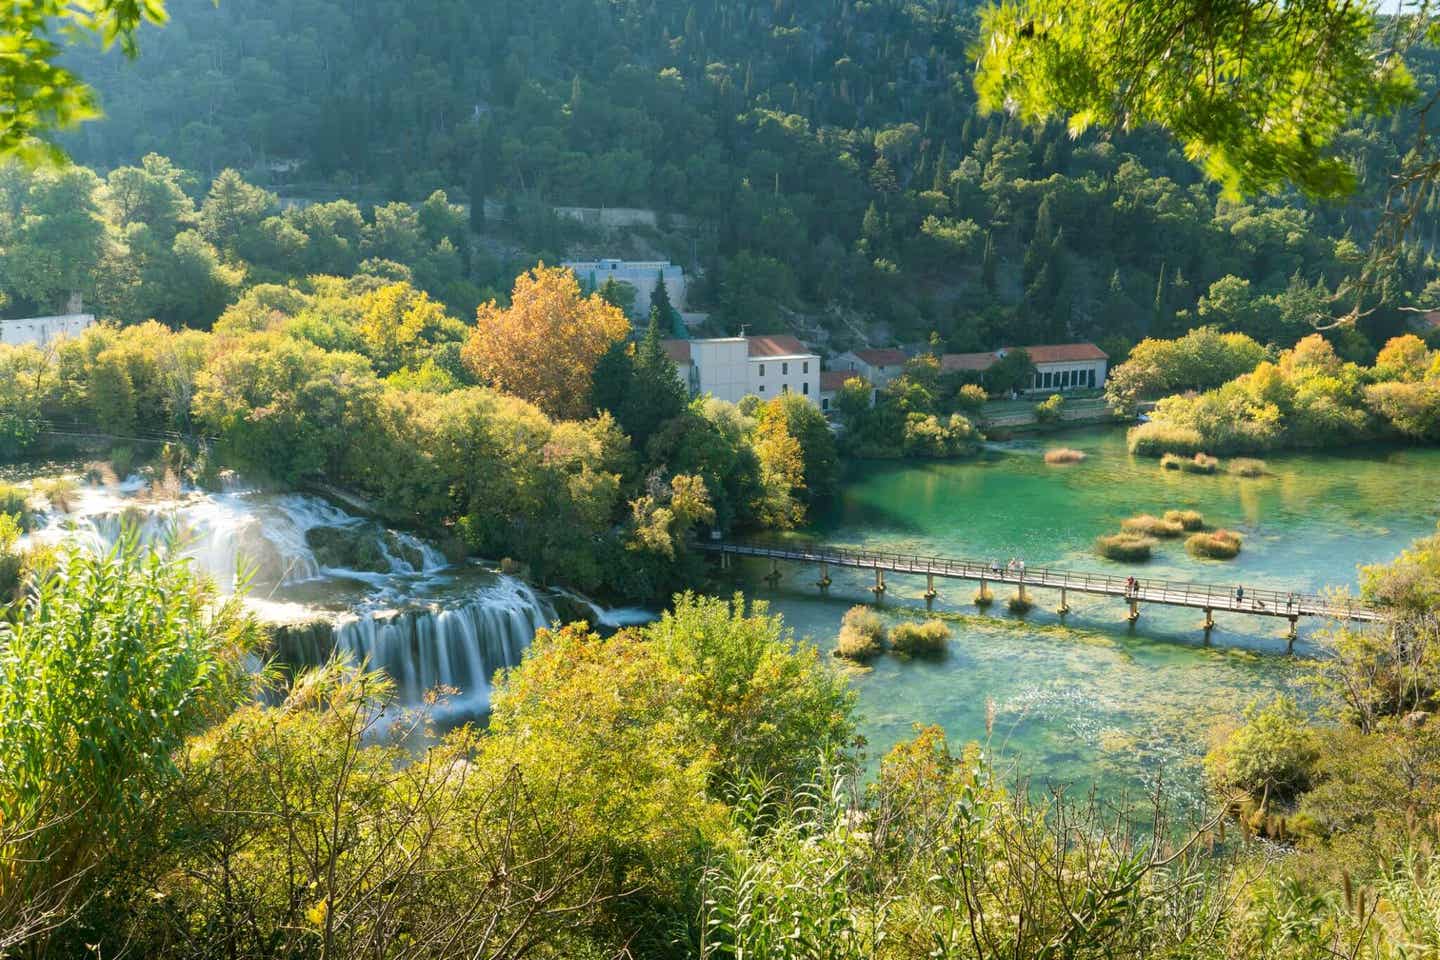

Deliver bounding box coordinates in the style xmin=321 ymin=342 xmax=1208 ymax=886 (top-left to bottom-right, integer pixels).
xmin=22 ymin=477 xmax=562 ymax=718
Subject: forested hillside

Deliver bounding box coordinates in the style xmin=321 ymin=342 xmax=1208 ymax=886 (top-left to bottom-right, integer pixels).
xmin=57 ymin=0 xmax=1440 ymax=356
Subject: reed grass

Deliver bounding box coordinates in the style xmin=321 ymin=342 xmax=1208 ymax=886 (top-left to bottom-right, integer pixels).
xmin=889 ymin=619 xmax=951 ymax=655
xmin=1229 ymin=457 xmax=1269 ymax=478
xmin=1121 ymin=514 xmax=1185 ymax=538
xmin=1187 ymin=529 xmax=1243 ymax=559
xmin=1163 ymin=509 xmax=1206 ymax=531
xmin=836 ymin=605 xmax=886 ymax=660
xmin=1095 ymin=532 xmax=1157 ymax=562
xmin=1043 ymin=447 xmax=1087 ymax=464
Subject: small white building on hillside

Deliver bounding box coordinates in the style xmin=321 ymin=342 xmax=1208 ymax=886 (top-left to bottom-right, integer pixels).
xmin=563 ymin=258 xmax=686 ymax=321
xmin=664 ymin=335 xmax=821 ymax=406
xmin=833 ymin=348 xmax=910 ymax=387
xmin=819 ymin=370 xmax=876 ymax=414
xmin=1 ymin=313 xmax=94 ymax=348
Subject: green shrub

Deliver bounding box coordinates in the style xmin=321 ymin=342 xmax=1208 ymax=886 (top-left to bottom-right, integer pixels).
xmin=889 ymin=619 xmax=951 ymax=656
xmin=0 ymin=484 xmax=35 ymax=531
xmin=836 ymin=605 xmax=886 ymax=661
xmin=1034 ymin=393 xmax=1065 ymax=424
xmin=1204 ymin=695 xmax=1319 ymax=804
xmin=1229 ymin=457 xmax=1269 ymax=477
xmin=32 ymin=477 xmax=78 ymax=513
xmin=1128 ymin=421 xmax=1205 ymax=457
xmin=955 ymin=383 xmax=988 ymax=413
xmin=109 ymin=445 xmax=137 ymax=479
xmin=1043 ymin=447 xmax=1086 ymax=464
xmin=1096 ymin=532 xmax=1157 ymax=562
xmin=1163 ymin=509 xmax=1206 ymax=530
xmin=0 ymin=513 xmax=23 ymax=599
xmin=1187 ymin=529 xmax=1243 ymax=559
xmin=1121 ymin=514 xmax=1185 ymax=538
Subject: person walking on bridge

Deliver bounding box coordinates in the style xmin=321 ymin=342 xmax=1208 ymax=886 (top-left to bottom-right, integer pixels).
xmin=1235 ymin=585 xmax=1244 ymax=604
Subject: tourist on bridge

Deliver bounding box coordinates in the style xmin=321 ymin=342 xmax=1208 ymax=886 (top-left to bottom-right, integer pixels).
xmin=1235 ymin=585 xmax=1244 ymax=603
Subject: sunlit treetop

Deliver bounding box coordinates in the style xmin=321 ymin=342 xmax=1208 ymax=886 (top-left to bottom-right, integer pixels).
xmin=974 ymin=0 xmax=1421 ymax=198
xmin=1 ymin=0 xmax=169 ymax=164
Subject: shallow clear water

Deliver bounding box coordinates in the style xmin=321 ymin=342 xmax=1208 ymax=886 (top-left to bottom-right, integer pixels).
xmin=726 ymin=428 xmax=1440 ymax=809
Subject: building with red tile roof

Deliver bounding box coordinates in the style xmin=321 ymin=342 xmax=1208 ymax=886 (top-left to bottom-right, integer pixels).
xmin=662 ymin=335 xmax=821 ymax=406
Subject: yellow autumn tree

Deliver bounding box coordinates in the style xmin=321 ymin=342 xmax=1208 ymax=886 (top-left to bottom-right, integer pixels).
xmin=462 ymin=264 xmax=629 ymax=419
xmin=752 ymin=416 xmax=806 ymax=529
xmin=357 ymin=282 xmax=455 ymax=374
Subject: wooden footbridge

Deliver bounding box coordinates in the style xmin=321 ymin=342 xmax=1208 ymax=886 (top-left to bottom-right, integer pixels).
xmin=702 ymin=540 xmax=1387 ymax=647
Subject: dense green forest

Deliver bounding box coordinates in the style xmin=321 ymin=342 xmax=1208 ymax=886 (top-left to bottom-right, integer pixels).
xmin=51 ymin=0 xmax=1440 ymax=355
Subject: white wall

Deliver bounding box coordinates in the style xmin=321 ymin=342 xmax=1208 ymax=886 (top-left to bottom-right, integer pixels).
xmin=0 ymin=313 xmax=94 ymax=348
xmin=748 ymin=355 xmax=818 ymax=404
xmin=691 ymin=339 xmax=750 ymax=403
xmin=1028 ymin=359 xmax=1107 ymax=394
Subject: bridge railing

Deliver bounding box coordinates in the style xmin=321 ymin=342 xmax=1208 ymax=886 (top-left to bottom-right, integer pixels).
xmin=700 ymin=540 xmax=1382 ymax=620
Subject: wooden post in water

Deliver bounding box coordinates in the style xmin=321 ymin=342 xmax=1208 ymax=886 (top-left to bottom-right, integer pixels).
xmin=816 ymin=562 xmax=831 ymax=591
xmin=1056 ymin=587 xmax=1070 ymax=615
xmin=1127 ymin=597 xmax=1140 ymax=622
xmin=872 ymin=567 xmax=886 ymax=600
xmin=1287 ymin=616 xmax=1298 ymax=652
xmin=924 ymin=572 xmax=937 ymax=609
xmin=1203 ymin=608 xmax=1215 ymax=632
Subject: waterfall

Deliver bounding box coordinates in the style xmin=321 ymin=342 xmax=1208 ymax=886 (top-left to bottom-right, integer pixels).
xmin=23 ymin=477 xmax=555 ymax=719
xmin=331 ymin=578 xmax=554 ymax=717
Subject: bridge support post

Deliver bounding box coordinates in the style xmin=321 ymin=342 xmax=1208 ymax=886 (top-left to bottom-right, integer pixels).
xmin=816 ymin=562 xmax=831 ymax=591
xmin=872 ymin=567 xmax=886 ymax=600
xmin=719 ymin=550 xmax=729 ymax=571
xmin=1127 ymin=598 xmax=1140 ymax=623
xmin=1286 ymin=616 xmax=1298 ymax=652
xmin=764 ymin=557 xmax=782 ymax=587
xmin=975 ymin=577 xmax=993 ymax=607
xmin=1202 ymin=608 xmax=1215 ymax=632
xmin=924 ymin=573 xmax=937 ymax=609
xmin=1056 ymin=587 xmax=1070 ymax=615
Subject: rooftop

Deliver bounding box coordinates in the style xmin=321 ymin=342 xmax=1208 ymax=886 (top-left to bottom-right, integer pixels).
xmin=820 ymin=370 xmax=854 ymax=391
xmin=941 ymin=343 xmax=1107 ymax=372
xmin=746 ymin=334 xmax=812 ymax=358
xmin=852 ymin=347 xmax=909 ymax=367
xmin=661 ymin=339 xmax=691 ymax=363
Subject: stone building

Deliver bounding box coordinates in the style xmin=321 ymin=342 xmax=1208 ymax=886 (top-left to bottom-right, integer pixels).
xmin=0 ymin=312 xmax=94 ymax=348
xmin=563 ymin=258 xmax=686 ymax=321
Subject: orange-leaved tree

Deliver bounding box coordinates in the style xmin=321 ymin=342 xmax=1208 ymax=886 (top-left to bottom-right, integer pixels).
xmin=462 ymin=264 xmax=629 ymax=420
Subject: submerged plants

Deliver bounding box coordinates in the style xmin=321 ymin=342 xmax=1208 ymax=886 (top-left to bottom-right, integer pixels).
xmin=1187 ymin=529 xmax=1243 ymax=559
xmin=1229 ymin=458 xmax=1269 ymax=478
xmin=1163 ymin=509 xmax=1206 ymax=530
xmin=836 ymin=605 xmax=886 ymax=661
xmin=1044 ymin=447 xmax=1087 ymax=464
xmin=1122 ymin=514 xmax=1185 ymax=538
xmin=1096 ymin=532 xmax=1157 ymax=562
xmin=889 ymin=619 xmax=951 ymax=656
xmin=1006 ymin=594 xmax=1034 ymax=614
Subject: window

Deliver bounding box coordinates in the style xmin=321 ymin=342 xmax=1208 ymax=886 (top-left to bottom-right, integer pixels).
xmin=758 ymin=385 xmax=766 ymax=392
xmin=1043 ymin=371 xmax=1053 ymax=389
xmin=1089 ymin=368 xmax=1097 ymax=388
xmin=822 ymin=397 xmax=830 ymax=411
xmin=803 ymin=361 xmax=809 ymax=374
xmin=758 ymin=363 xmax=766 ymax=376
xmin=782 ymin=362 xmax=789 ymax=375
xmin=802 ymin=381 xmax=810 ymax=395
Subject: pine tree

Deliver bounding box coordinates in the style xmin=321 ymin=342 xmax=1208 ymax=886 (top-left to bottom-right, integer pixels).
xmin=650 ymin=274 xmax=677 ymax=333
xmin=621 ymin=311 xmax=689 ymax=450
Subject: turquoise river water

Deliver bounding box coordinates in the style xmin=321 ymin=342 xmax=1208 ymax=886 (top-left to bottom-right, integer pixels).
xmin=721 ymin=427 xmax=1440 ymax=810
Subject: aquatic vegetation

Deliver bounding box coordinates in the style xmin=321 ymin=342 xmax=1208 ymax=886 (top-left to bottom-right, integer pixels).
xmin=889 ymin=619 xmax=951 ymax=656
xmin=1159 ymin=452 xmax=1186 ymax=471
xmin=1163 ymin=509 xmax=1206 ymax=530
xmin=1187 ymin=529 xmax=1243 ymax=559
xmin=1044 ymin=447 xmax=1087 ymax=464
xmin=1184 ymin=453 xmax=1220 ymax=474
xmin=1122 ymin=514 xmax=1185 ymax=538
xmin=1129 ymin=421 xmax=1205 ymax=457
xmin=1096 ymin=532 xmax=1157 ymax=562
xmin=32 ymin=477 xmax=78 ymax=512
xmin=973 ymin=585 xmax=995 ymax=606
xmin=836 ymin=604 xmax=886 ymax=660
xmin=0 ymin=484 xmax=35 ymax=531
xmin=1229 ymin=457 xmax=1269 ymax=477
xmin=1006 ymin=594 xmax=1034 ymax=614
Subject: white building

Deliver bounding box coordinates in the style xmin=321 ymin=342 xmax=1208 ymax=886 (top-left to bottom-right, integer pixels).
xmin=833 ymin=348 xmax=910 ymax=387
xmin=563 ymin=258 xmax=687 ymax=321
xmin=664 ymin=335 xmax=821 ymax=406
xmin=940 ymin=343 xmax=1108 ymax=395
xmin=819 ymin=370 xmax=876 ymax=415
xmin=0 ymin=313 xmax=94 ymax=348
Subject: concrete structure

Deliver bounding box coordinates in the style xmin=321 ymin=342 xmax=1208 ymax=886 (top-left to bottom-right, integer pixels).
xmin=834 ymin=348 xmax=910 ymax=387
xmin=563 ymin=258 xmax=687 ymax=322
xmin=663 ymin=334 xmax=820 ymax=406
xmin=0 ymin=312 xmax=94 ymax=348
xmin=941 ymin=343 xmax=1108 ymax=395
